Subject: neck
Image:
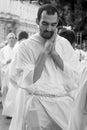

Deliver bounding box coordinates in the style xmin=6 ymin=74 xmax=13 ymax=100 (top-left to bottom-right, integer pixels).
xmin=38 ymin=32 xmax=46 ymax=46
xmin=9 ymin=44 xmax=14 ymax=48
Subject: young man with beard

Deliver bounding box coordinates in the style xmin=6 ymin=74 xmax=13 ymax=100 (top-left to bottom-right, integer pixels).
xmin=9 ymin=4 xmax=87 ymax=130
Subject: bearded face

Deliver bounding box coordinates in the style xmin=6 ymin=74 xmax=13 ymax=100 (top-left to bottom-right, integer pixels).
xmin=38 ymin=11 xmax=58 ymax=40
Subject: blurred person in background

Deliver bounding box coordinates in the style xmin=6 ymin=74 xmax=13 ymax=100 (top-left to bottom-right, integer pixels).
xmin=0 ymin=32 xmax=17 ymax=108
xmin=59 ymin=28 xmax=87 ymax=72
xmin=59 ymin=28 xmax=76 ymax=48
xmin=62 ymin=2 xmax=75 ymax=29
xmin=2 ymin=31 xmax=29 ymax=118
xmin=14 ymin=31 xmax=28 ymax=52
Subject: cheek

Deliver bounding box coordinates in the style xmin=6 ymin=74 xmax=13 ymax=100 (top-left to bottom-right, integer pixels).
xmin=52 ymin=26 xmax=57 ymax=32
xmin=40 ymin=25 xmax=47 ymax=32
xmin=10 ymin=39 xmax=15 ymax=44
xmin=10 ymin=40 xmax=14 ymax=43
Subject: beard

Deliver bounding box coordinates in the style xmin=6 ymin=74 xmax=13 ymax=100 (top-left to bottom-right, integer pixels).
xmin=41 ymin=31 xmax=54 ymax=40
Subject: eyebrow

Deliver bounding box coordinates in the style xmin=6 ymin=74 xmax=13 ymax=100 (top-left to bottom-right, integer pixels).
xmin=9 ymin=37 xmax=15 ymax=39
xmin=42 ymin=21 xmax=58 ymax=25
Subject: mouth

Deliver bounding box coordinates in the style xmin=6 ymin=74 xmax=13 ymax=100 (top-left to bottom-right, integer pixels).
xmin=44 ymin=31 xmax=53 ymax=38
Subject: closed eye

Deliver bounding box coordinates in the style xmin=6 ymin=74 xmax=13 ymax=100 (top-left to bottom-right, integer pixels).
xmin=42 ymin=21 xmax=49 ymax=26
xmin=51 ymin=23 xmax=58 ymax=27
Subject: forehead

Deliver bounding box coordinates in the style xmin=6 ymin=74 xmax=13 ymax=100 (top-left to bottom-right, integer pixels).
xmin=41 ymin=11 xmax=58 ymax=23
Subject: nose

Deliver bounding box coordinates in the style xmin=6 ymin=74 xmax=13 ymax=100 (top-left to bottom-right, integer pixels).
xmin=47 ymin=24 xmax=52 ymax=31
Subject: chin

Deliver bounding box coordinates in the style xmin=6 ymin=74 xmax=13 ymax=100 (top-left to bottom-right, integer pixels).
xmin=41 ymin=31 xmax=53 ymax=40
xmin=42 ymin=35 xmax=52 ymax=40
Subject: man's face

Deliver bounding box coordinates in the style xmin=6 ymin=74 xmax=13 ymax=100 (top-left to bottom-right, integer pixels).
xmin=63 ymin=5 xmax=71 ymax=16
xmin=7 ymin=35 xmax=16 ymax=47
xmin=38 ymin=11 xmax=58 ymax=40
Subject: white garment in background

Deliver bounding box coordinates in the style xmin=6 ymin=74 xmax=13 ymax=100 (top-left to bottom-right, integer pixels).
xmin=2 ymin=40 xmax=25 ymax=117
xmin=0 ymin=44 xmax=16 ymax=107
xmin=75 ymin=49 xmax=86 ymax=62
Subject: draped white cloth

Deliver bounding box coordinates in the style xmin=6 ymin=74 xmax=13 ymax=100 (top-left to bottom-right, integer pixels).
xmin=1 ymin=42 xmax=20 ymax=117
xmin=9 ymin=33 xmax=87 ymax=130
xmin=0 ymin=44 xmax=16 ymax=116
xmin=0 ymin=44 xmax=15 ymax=103
xmin=2 ymin=40 xmax=26 ymax=117
xmin=75 ymin=49 xmax=87 ymax=62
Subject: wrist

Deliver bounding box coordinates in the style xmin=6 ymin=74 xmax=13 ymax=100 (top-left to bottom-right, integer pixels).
xmin=43 ymin=48 xmax=49 ymax=55
xmin=51 ymin=50 xmax=56 ymax=57
xmin=41 ymin=49 xmax=48 ymax=59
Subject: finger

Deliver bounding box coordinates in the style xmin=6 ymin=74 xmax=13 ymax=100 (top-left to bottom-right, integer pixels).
xmin=54 ymin=29 xmax=57 ymax=40
xmin=51 ymin=30 xmax=57 ymax=43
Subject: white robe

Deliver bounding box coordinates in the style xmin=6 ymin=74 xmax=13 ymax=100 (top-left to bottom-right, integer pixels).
xmin=9 ymin=33 xmax=87 ymax=130
xmin=2 ymin=40 xmax=26 ymax=117
xmin=75 ymin=49 xmax=86 ymax=62
xmin=1 ymin=42 xmax=20 ymax=117
xmin=0 ymin=44 xmax=15 ymax=106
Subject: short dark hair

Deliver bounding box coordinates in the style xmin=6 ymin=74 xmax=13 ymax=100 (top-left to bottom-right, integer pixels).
xmin=18 ymin=31 xmax=28 ymax=41
xmin=59 ymin=29 xmax=75 ymax=45
xmin=37 ymin=4 xmax=59 ymax=21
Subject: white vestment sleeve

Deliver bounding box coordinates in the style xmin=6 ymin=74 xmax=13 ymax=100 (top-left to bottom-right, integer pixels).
xmin=63 ymin=62 xmax=80 ymax=91
xmin=9 ymin=42 xmax=35 ymax=90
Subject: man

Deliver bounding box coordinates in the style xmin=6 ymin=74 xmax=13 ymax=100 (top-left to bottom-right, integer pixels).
xmin=0 ymin=32 xmax=16 ymax=107
xmin=9 ymin=4 xmax=87 ymax=130
xmin=2 ymin=31 xmax=28 ymax=118
xmin=59 ymin=28 xmax=86 ymax=62
xmin=59 ymin=28 xmax=87 ymax=79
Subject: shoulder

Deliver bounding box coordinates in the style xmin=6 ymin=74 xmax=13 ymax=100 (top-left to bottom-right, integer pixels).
xmin=56 ymin=35 xmax=75 ymax=59
xmin=18 ymin=33 xmax=41 ymax=53
xmin=0 ymin=44 xmax=8 ymax=52
xmin=19 ymin=33 xmax=38 ymax=46
xmin=56 ymin=35 xmax=73 ymax=49
xmin=57 ymin=35 xmax=70 ymax=44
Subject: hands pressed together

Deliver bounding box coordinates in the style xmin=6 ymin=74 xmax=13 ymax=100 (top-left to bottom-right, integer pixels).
xmin=43 ymin=30 xmax=64 ymax=71
xmin=43 ymin=30 xmax=57 ymax=56
xmin=33 ymin=30 xmax=63 ymax=83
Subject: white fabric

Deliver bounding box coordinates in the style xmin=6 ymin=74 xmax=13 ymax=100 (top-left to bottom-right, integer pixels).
xmin=75 ymin=49 xmax=86 ymax=62
xmin=0 ymin=44 xmax=15 ymax=106
xmin=2 ymin=81 xmax=18 ymax=117
xmin=0 ymin=44 xmax=14 ymax=66
xmin=67 ymin=67 xmax=87 ymax=130
xmin=9 ymin=33 xmax=87 ymax=130
xmin=1 ymin=42 xmax=19 ymax=117
xmin=2 ymin=40 xmax=27 ymax=117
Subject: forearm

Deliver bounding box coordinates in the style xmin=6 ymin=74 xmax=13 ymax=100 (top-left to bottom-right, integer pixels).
xmin=51 ymin=52 xmax=64 ymax=71
xmin=33 ymin=51 xmax=47 ymax=83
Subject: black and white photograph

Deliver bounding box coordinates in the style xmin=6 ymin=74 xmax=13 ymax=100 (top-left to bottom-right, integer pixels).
xmin=0 ymin=0 xmax=87 ymax=130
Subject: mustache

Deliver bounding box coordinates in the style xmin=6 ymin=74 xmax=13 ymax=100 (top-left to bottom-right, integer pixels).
xmin=44 ymin=31 xmax=53 ymax=34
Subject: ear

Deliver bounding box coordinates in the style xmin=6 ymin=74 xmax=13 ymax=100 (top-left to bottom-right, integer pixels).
xmin=56 ymin=19 xmax=59 ymax=27
xmin=36 ymin=18 xmax=39 ymax=25
xmin=57 ymin=19 xmax=59 ymax=25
